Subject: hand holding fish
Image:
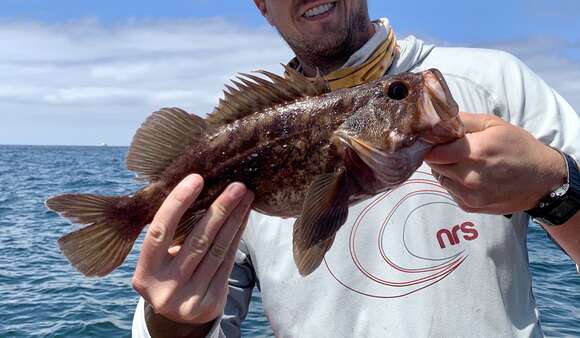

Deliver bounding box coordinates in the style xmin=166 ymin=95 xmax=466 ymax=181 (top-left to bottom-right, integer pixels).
xmin=131 ymin=175 xmax=254 ymax=333
xmin=426 ymin=112 xmax=567 ymax=215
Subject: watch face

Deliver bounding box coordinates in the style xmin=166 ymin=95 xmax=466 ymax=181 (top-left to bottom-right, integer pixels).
xmin=551 ymin=198 xmax=578 ymax=220
xmin=528 ymin=151 xmax=580 ymax=226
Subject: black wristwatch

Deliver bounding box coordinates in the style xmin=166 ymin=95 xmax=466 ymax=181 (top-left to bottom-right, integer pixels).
xmin=526 ymin=150 xmax=580 ymax=226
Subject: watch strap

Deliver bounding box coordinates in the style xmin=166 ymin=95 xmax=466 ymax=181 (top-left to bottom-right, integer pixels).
xmin=526 ymin=151 xmax=580 ymax=225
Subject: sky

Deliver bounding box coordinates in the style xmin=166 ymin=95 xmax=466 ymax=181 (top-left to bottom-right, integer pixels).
xmin=0 ymin=0 xmax=579 ymax=146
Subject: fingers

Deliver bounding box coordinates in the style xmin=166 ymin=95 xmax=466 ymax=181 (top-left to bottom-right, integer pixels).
xmin=425 ymin=137 xmax=471 ymax=164
xmin=458 ymin=112 xmax=487 ymax=133
xmin=172 ymin=183 xmax=252 ymax=279
xmin=432 ymin=171 xmax=472 ymax=211
xmin=435 ymin=173 xmax=469 ymax=202
xmin=184 ymin=210 xmax=249 ymax=313
xmin=427 ymin=113 xmax=507 ymax=165
xmin=132 ymin=178 xmax=255 ymax=326
xmin=137 ymin=174 xmax=204 ymax=275
xmin=429 ymin=163 xmax=480 ymax=188
xmin=187 ymin=191 xmax=253 ymax=282
xmin=432 ymin=169 xmax=489 ymax=213
xmin=459 ymin=112 xmax=505 ymax=133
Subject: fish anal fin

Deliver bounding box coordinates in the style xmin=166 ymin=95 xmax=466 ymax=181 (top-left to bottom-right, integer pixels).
xmin=126 ymin=107 xmax=208 ymax=182
xmin=292 ymin=169 xmax=351 ymax=276
xmin=206 ymin=65 xmax=329 ymax=126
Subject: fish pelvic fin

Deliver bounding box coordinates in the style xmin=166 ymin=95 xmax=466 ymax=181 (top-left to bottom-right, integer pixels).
xmin=127 ymin=107 xmax=208 ymax=182
xmin=293 ymin=169 xmax=351 ymax=276
xmin=206 ymin=65 xmax=330 ymax=126
xmin=46 ymin=193 xmax=144 ymax=277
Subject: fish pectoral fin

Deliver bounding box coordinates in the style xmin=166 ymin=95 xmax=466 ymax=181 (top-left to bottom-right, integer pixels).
xmin=171 ymin=209 xmax=206 ymax=247
xmin=293 ymin=169 xmax=350 ymax=276
xmin=293 ymin=235 xmax=336 ymax=277
xmin=127 ymin=107 xmax=209 ymax=182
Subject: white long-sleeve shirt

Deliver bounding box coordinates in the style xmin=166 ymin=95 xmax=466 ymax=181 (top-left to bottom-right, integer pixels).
xmin=133 ymin=22 xmax=580 ymax=338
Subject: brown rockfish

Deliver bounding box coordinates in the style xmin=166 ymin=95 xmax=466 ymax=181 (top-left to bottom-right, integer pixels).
xmin=46 ymin=66 xmax=464 ymax=277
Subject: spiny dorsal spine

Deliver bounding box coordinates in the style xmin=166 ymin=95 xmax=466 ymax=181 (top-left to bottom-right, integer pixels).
xmin=206 ymin=65 xmax=329 ymax=126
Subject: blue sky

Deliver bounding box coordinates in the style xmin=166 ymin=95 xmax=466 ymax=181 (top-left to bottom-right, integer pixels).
xmin=0 ymin=1 xmax=579 ymax=145
xmin=3 ymin=0 xmax=580 ymax=42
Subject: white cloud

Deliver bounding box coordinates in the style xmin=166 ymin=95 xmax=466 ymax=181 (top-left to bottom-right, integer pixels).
xmin=0 ymin=18 xmax=578 ymax=146
xmin=0 ymin=18 xmax=293 ymax=145
xmin=477 ymin=37 xmax=580 ymax=111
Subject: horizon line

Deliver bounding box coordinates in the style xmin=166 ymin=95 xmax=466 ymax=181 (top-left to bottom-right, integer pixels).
xmin=0 ymin=143 xmax=129 ymax=147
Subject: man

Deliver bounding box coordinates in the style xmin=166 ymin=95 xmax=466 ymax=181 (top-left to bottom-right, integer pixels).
xmin=132 ymin=1 xmax=580 ymax=337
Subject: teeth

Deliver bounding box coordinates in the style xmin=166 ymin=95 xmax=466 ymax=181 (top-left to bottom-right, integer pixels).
xmin=304 ymin=2 xmax=335 ymax=18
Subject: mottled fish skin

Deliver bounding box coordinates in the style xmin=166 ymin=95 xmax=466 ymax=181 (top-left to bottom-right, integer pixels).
xmin=180 ymin=70 xmax=461 ymax=217
xmin=45 ymin=67 xmax=464 ymax=277
xmin=194 ymin=89 xmax=358 ymax=217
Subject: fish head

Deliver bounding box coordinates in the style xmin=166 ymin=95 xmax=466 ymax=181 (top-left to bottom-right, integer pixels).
xmin=334 ymin=69 xmax=465 ymax=189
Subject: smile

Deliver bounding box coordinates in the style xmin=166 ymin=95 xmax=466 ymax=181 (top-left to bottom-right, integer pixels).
xmin=303 ymin=2 xmax=337 ymax=18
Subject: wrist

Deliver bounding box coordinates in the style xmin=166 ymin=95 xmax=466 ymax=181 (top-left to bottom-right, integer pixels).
xmin=144 ymin=301 xmax=218 ymax=338
xmin=533 ymin=145 xmax=568 ymax=207
xmin=527 ymin=149 xmax=580 ymax=226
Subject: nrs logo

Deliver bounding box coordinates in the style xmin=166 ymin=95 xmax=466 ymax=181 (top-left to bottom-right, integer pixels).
xmin=436 ymin=221 xmax=479 ymax=249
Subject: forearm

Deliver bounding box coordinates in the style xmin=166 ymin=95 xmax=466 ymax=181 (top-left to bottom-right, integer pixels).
xmin=540 ymin=212 xmax=580 ymax=263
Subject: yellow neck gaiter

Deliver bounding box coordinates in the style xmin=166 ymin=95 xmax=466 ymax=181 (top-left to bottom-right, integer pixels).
xmin=287 ymin=23 xmax=398 ymax=91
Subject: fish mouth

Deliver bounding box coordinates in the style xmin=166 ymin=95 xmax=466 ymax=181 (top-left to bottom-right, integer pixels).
xmin=335 ymin=131 xmax=432 ymax=187
xmin=418 ymin=69 xmax=465 ymax=144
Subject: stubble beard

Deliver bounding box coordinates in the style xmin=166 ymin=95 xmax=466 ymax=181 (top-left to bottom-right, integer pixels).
xmin=280 ymin=3 xmax=371 ymax=74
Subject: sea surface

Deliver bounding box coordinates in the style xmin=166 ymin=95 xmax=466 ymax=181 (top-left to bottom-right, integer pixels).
xmin=0 ymin=145 xmax=578 ymax=337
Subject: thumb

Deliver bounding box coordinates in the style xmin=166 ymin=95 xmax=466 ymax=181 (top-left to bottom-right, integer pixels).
xmin=459 ymin=112 xmax=505 ymax=133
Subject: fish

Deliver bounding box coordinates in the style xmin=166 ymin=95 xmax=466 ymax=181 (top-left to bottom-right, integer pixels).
xmin=45 ymin=66 xmax=464 ymax=277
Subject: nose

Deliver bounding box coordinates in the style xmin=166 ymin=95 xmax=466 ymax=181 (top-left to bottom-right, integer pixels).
xmin=419 ymin=69 xmax=465 ymax=143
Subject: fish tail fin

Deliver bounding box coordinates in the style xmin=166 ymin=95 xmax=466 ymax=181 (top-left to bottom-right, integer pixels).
xmin=46 ymin=193 xmax=144 ymax=277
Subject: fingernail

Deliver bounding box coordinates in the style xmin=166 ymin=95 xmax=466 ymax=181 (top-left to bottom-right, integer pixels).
xmin=226 ymin=182 xmax=246 ymax=198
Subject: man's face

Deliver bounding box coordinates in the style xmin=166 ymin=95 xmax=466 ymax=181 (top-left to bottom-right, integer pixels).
xmin=254 ymin=0 xmax=371 ymax=62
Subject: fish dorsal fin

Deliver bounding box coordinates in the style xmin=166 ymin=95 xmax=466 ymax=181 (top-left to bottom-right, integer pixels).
xmin=206 ymin=65 xmax=330 ymax=126
xmin=127 ymin=107 xmax=208 ymax=182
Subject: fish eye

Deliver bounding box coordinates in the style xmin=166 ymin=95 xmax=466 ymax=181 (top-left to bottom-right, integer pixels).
xmin=386 ymin=81 xmax=409 ymax=100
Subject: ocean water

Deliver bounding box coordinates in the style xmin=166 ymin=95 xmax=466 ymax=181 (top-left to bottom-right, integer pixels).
xmin=0 ymin=144 xmax=578 ymax=337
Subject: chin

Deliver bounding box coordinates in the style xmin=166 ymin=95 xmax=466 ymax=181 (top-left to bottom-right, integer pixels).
xmin=306 ymin=26 xmax=350 ymax=53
